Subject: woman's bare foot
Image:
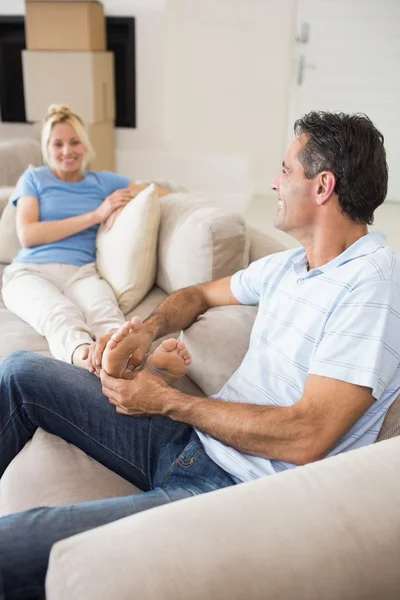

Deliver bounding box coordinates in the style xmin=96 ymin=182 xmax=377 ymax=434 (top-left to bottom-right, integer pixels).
xmin=72 ymin=343 xmax=92 ymax=371
xmin=144 ymin=338 xmax=192 ymax=385
xmin=102 ymin=316 xmax=144 ymax=378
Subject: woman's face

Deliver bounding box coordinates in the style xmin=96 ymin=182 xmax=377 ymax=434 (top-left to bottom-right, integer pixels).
xmin=48 ymin=122 xmax=86 ymax=175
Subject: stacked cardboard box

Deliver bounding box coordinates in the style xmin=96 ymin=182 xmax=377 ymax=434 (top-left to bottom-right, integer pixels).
xmin=23 ymin=0 xmax=115 ymax=171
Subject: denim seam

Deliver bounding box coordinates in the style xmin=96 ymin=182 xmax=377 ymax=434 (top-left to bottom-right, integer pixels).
xmin=176 ymin=447 xmax=203 ymax=468
xmin=0 ymin=406 xmax=28 ymax=439
xmin=159 ymin=443 xmax=203 ymax=488
xmin=23 ymin=402 xmax=150 ymax=485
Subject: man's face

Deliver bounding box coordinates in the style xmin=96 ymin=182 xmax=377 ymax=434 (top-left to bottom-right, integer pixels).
xmin=271 ymin=135 xmax=317 ymax=235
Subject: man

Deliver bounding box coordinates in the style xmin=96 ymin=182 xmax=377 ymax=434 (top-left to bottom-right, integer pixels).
xmin=1 ymin=111 xmax=400 ymax=598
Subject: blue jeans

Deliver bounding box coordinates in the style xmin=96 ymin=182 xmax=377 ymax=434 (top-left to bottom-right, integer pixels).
xmin=0 ymin=352 xmax=236 ymax=600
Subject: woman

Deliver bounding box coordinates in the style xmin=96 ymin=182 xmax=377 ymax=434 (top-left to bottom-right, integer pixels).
xmin=2 ymin=104 xmax=168 ymax=373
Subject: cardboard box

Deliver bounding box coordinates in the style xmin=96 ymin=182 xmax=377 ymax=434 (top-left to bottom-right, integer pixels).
xmin=25 ymin=1 xmax=106 ymax=51
xmin=23 ymin=50 xmax=115 ymax=123
xmin=33 ymin=120 xmax=115 ymax=172
xmin=87 ymin=121 xmax=115 ymax=172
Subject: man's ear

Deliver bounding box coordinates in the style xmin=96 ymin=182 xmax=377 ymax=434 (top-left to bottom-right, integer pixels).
xmin=315 ymin=171 xmax=336 ymax=206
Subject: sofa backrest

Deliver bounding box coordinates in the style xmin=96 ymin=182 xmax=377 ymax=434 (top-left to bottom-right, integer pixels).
xmin=0 ymin=138 xmax=42 ymax=187
xmin=247 ymin=224 xmax=287 ymax=262
xmin=377 ymin=395 xmax=400 ymax=441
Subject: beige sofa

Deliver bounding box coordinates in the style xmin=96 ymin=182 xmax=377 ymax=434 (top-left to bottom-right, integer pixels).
xmin=1 ymin=139 xmax=400 ymax=599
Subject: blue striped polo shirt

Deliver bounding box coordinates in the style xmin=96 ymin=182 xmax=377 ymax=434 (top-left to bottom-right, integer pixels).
xmin=197 ymin=232 xmax=400 ymax=482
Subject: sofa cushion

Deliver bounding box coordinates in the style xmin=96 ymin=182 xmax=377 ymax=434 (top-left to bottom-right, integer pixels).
xmin=0 ymin=138 xmax=41 ymax=187
xmin=156 ymin=192 xmax=249 ymax=294
xmin=46 ymin=436 xmax=400 ymax=600
xmin=0 ymin=186 xmax=14 ymax=217
xmin=0 ymin=262 xmax=169 ymax=363
xmin=181 ymin=305 xmax=257 ymax=396
xmin=377 ymin=394 xmax=400 ymax=441
xmin=0 ymin=174 xmax=27 ymax=264
xmin=0 ymin=429 xmax=140 ymax=516
xmin=0 ymin=264 xmax=50 ymax=361
xmin=0 ymin=373 xmax=205 ymax=517
xmin=96 ymin=184 xmax=161 ymax=314
xmin=248 ymin=224 xmax=287 ymax=262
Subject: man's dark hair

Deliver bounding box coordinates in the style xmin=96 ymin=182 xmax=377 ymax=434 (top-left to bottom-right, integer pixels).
xmin=294 ymin=111 xmax=388 ymax=224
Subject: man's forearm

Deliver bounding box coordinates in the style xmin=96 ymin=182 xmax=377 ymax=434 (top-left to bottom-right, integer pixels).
xmin=143 ymin=285 xmax=208 ymax=341
xmin=162 ymin=388 xmax=315 ymax=466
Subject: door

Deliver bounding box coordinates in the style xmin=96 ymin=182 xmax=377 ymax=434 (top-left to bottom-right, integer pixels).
xmin=288 ymin=0 xmax=400 ymax=201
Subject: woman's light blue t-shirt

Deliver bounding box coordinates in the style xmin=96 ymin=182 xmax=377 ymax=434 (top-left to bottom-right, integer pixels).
xmin=12 ymin=166 xmax=131 ymax=266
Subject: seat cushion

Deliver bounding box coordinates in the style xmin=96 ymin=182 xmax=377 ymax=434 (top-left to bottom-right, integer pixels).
xmin=0 ymin=429 xmax=141 ymax=516
xmin=0 ymin=375 xmax=204 ymax=517
xmin=0 ymin=272 xmax=169 ymax=363
xmin=0 ymin=263 xmax=50 ymax=361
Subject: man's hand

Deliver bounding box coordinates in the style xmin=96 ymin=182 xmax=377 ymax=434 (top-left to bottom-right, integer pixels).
xmin=100 ymin=368 xmax=169 ymax=416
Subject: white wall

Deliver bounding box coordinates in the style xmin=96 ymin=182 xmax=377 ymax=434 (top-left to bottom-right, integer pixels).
xmin=164 ymin=0 xmax=296 ymax=196
xmin=0 ymin=0 xmax=296 ymax=211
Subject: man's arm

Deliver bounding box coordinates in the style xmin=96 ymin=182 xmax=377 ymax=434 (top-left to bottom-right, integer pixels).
xmin=92 ymin=277 xmax=241 ymax=371
xmin=101 ymin=370 xmax=374 ymax=466
xmin=143 ymin=277 xmax=242 ymax=341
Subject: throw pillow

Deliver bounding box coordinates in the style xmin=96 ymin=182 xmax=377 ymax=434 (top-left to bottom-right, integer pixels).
xmin=0 ymin=169 xmax=33 ymax=264
xmin=0 ymin=186 xmax=14 ymax=217
xmin=181 ymin=305 xmax=257 ymax=396
xmin=96 ymin=184 xmax=161 ymax=314
xmin=156 ymin=192 xmax=250 ymax=294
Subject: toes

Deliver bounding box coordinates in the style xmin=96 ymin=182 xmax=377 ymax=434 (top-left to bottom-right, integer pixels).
xmin=111 ymin=322 xmax=132 ymax=342
xmin=130 ymin=316 xmax=142 ymax=329
xmin=178 ymin=348 xmax=192 ymax=364
xmin=106 ymin=339 xmax=117 ymax=350
xmin=160 ymin=338 xmax=179 ymax=352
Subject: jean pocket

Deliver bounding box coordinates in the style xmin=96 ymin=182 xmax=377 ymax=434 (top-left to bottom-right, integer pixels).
xmin=160 ymin=440 xmax=204 ymax=488
xmin=176 ymin=440 xmax=204 ymax=468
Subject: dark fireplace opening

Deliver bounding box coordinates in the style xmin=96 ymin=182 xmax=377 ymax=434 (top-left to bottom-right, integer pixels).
xmin=0 ymin=15 xmax=136 ymax=127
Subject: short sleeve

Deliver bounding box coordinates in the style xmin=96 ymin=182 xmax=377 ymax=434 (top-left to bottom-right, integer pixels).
xmin=308 ymin=280 xmax=400 ymax=400
xmin=230 ymin=256 xmax=272 ymax=305
xmin=12 ymin=169 xmax=39 ymax=206
xmin=97 ymin=171 xmax=132 ymax=197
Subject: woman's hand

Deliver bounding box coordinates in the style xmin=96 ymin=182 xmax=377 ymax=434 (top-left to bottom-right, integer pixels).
xmin=103 ymin=206 xmax=124 ymax=231
xmin=94 ymin=189 xmax=134 ymax=225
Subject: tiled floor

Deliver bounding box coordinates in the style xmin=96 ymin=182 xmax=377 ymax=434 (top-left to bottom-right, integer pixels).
xmin=245 ymin=196 xmax=400 ymax=252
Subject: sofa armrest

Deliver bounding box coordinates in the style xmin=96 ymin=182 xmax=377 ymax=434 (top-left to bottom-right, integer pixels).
xmin=46 ymin=436 xmax=400 ymax=600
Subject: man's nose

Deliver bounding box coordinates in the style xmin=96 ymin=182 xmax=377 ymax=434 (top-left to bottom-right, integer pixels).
xmin=271 ymin=174 xmax=279 ymax=191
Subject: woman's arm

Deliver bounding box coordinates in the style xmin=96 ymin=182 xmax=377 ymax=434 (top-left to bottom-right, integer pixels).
xmin=16 ymin=189 xmax=134 ymax=248
xmin=16 ymin=196 xmax=102 ymax=248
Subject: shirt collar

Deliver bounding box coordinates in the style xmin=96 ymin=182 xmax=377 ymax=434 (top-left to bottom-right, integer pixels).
xmin=291 ymin=231 xmax=387 ymax=277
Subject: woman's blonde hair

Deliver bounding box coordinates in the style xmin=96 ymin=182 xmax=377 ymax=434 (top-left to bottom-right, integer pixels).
xmin=41 ymin=104 xmax=95 ymax=171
